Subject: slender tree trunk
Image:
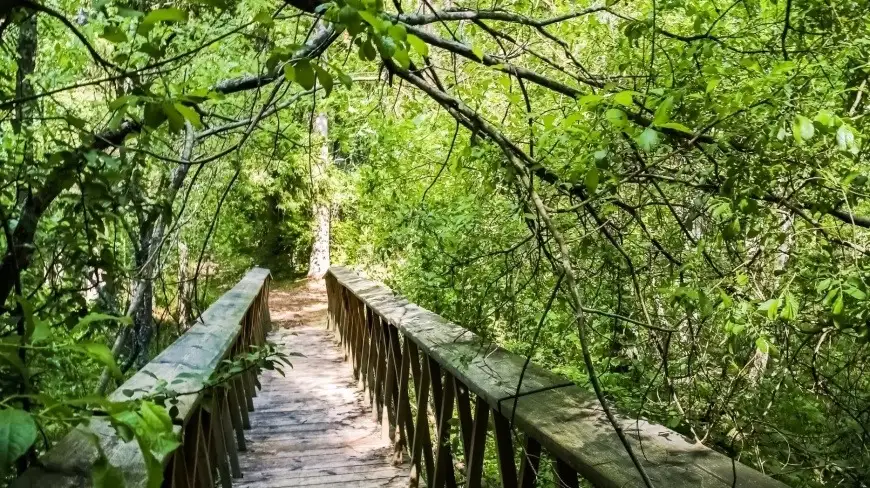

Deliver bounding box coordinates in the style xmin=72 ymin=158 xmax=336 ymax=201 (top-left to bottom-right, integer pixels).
xmin=133 ymin=224 xmax=155 ymax=368
xmin=13 ymin=11 xmax=37 ymax=475
xmin=177 ymin=241 xmax=192 ymax=325
xmin=307 ymin=112 xmax=331 ymax=278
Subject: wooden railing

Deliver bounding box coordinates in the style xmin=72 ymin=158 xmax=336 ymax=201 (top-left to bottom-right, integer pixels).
xmin=14 ymin=267 xmax=271 ymax=488
xmin=326 ymin=266 xmax=789 ymax=488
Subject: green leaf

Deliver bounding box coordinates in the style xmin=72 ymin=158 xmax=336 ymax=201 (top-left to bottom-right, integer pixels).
xmin=843 ymin=286 xmax=866 ymax=300
xmin=407 ymin=34 xmax=428 ymax=57
xmin=161 ymin=103 xmax=185 ymax=133
xmin=585 ymin=167 xmax=599 ymax=194
xmin=358 ymin=11 xmax=380 ymax=28
xmin=140 ymin=402 xmax=173 ymax=433
xmin=0 ymin=408 xmax=37 ymax=476
xmin=331 ymin=64 xmax=353 ymax=88
xmin=755 ymin=336 xmax=770 ymax=354
xmin=758 ymin=298 xmax=780 ymax=320
xmin=174 ymin=103 xmax=202 ymax=129
xmin=705 ymin=78 xmax=719 ymax=94
xmin=658 ymin=121 xmax=693 ymax=134
xmin=78 ymin=343 xmax=122 ymax=379
xmin=605 ymin=108 xmax=627 ymax=128
xmin=471 ymin=45 xmax=484 ymax=61
xmin=142 ymin=8 xmax=187 ymax=26
xmin=283 ymin=63 xmax=295 ymax=82
xmin=30 ymin=319 xmax=50 ymax=344
xmin=64 ymin=114 xmax=88 ymax=130
xmin=93 ymin=455 xmax=126 ymax=488
xmin=252 ymin=10 xmax=273 ymax=26
xmin=832 ymin=291 xmax=844 ymax=315
xmin=813 ymin=110 xmax=835 ymax=128
xmin=101 ymin=26 xmax=128 ymax=43
xmin=612 ymin=90 xmax=635 ymax=107
xmin=578 ymin=93 xmax=603 ymax=107
xmin=294 ymin=60 xmax=315 ymax=90
xmin=836 ymin=125 xmax=856 ymax=152
xmin=636 ymin=127 xmax=660 ymax=151
xmin=792 ymin=115 xmax=815 ymax=144
xmin=393 ymin=47 xmax=410 ymax=70
xmin=72 ymin=313 xmax=132 ymax=335
xmin=780 ymin=292 xmax=799 ymax=321
xmin=653 ymin=96 xmax=674 ymax=125
xmin=388 ymin=24 xmax=407 ymax=41
xmin=313 ymin=64 xmax=334 ymax=96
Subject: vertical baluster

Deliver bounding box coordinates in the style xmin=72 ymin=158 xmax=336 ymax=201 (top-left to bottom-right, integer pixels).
xmin=194 ymin=410 xmax=214 ymax=488
xmin=342 ymin=288 xmax=351 ymax=359
xmin=453 ymin=378 xmax=473 ymax=462
xmin=325 ymin=276 xmax=333 ymax=330
xmin=353 ymin=298 xmax=365 ymax=379
xmin=518 ymin=437 xmax=541 ymax=488
xmin=432 ymin=368 xmax=458 ymax=488
xmin=219 ymin=391 xmax=242 ymax=478
xmin=381 ymin=318 xmax=398 ymax=442
xmin=225 ymin=379 xmax=247 ymax=450
xmin=361 ymin=305 xmax=373 ymax=401
xmin=204 ymin=395 xmax=232 ymax=488
xmin=394 ymin=338 xmax=414 ymax=459
xmin=464 ymin=397 xmax=489 ymax=488
xmin=169 ymin=447 xmax=189 ymax=488
xmin=372 ymin=314 xmax=386 ymax=422
xmin=554 ymin=459 xmax=579 ymax=488
xmin=244 ymin=312 xmax=259 ymax=399
xmin=232 ymin=376 xmax=251 ymax=430
xmin=492 ymin=410 xmax=518 ymax=488
xmin=409 ymin=345 xmax=435 ymax=484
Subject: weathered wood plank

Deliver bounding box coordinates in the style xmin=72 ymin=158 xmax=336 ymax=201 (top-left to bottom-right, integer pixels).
xmin=328 ymin=266 xmax=790 ymax=488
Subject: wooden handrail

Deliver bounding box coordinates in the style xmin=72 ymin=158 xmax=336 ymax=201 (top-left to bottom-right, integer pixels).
xmin=326 ymin=266 xmax=789 ymax=488
xmin=14 ymin=267 xmax=271 ymax=488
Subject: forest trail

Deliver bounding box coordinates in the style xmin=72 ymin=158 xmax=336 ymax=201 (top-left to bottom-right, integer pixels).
xmin=234 ymin=281 xmax=408 ymax=488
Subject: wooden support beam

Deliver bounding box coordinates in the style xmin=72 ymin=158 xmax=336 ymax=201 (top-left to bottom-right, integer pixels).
xmin=464 ymin=397 xmax=489 ymax=488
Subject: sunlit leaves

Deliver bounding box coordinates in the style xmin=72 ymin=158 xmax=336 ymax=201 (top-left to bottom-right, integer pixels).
xmin=652 ymin=96 xmax=674 ymax=125
xmin=407 ymin=34 xmax=428 ymax=57
xmin=636 ymin=127 xmax=660 ymax=151
xmin=138 ymin=8 xmax=188 ymax=36
xmin=792 ymin=115 xmax=815 ymax=144
xmin=76 ymin=343 xmax=123 ymax=379
xmin=313 ymin=64 xmax=334 ymax=96
xmin=612 ymin=90 xmax=635 ymax=107
xmin=585 ymin=167 xmax=599 ymax=194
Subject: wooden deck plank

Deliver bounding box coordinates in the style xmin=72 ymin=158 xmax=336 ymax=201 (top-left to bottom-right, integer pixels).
xmin=236 ymin=282 xmax=409 ymax=488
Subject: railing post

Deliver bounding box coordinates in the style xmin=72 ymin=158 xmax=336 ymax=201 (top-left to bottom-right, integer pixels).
xmin=492 ymin=410 xmax=518 ymax=488
xmin=465 ymin=397 xmax=490 ymax=488
xmin=432 ymin=368 xmax=457 ymax=488
xmin=519 ymin=436 xmax=542 ymax=488
xmin=409 ymin=344 xmax=434 ymax=484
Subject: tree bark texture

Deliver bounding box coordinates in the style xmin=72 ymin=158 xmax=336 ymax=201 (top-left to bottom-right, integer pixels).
xmin=307 ymin=111 xmax=331 ymax=279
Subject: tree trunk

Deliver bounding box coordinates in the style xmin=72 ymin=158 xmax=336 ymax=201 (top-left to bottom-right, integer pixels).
xmin=12 ymin=10 xmax=37 ymax=475
xmin=133 ymin=225 xmax=155 ymax=368
xmin=307 ymin=111 xmax=331 ymax=279
xmin=178 ymin=241 xmax=192 ymax=325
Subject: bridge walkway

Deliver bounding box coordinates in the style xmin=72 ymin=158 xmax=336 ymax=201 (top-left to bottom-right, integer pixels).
xmin=234 ymin=282 xmax=408 ymax=488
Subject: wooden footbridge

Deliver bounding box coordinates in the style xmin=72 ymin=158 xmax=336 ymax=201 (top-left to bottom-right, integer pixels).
xmin=16 ymin=267 xmax=788 ymax=488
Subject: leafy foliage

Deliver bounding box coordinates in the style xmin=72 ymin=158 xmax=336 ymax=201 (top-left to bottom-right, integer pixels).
xmin=2 ymin=0 xmax=870 ymax=485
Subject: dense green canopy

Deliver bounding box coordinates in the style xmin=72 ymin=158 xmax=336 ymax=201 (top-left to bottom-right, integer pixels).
xmin=1 ymin=0 xmax=869 ymax=485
